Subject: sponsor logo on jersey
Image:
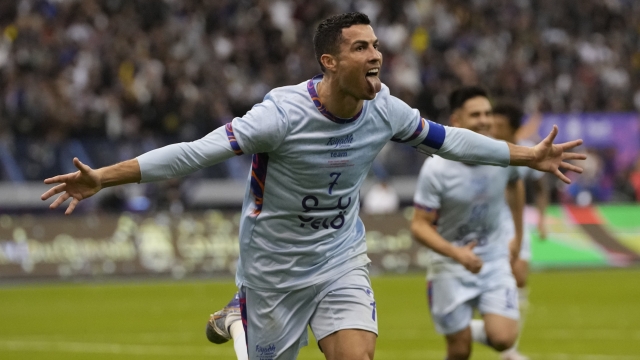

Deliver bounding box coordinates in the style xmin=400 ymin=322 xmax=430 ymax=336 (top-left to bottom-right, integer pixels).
xmin=255 ymin=343 xmax=277 ymax=358
xmin=326 ymin=134 xmax=354 ymax=148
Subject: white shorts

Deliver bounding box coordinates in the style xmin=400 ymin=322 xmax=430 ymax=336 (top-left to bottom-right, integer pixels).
xmin=239 ymin=266 xmax=377 ymax=360
xmin=427 ymin=259 xmax=519 ymax=335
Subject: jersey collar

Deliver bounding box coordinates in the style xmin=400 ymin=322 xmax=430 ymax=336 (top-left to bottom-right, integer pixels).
xmin=307 ymin=74 xmax=363 ymax=124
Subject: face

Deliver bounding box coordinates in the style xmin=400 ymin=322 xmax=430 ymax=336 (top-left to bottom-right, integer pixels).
xmin=326 ymin=24 xmax=383 ymax=100
xmin=450 ymin=96 xmax=493 ymax=136
xmin=491 ymin=114 xmax=515 ymax=142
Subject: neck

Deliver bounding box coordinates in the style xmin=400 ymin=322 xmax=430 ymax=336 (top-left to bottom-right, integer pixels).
xmin=317 ymin=75 xmax=363 ymax=119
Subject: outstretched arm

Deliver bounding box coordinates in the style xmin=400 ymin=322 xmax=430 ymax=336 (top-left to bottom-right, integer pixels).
xmin=508 ymin=125 xmax=585 ymax=184
xmin=41 ymin=158 xmax=141 ymax=215
xmin=429 ymin=123 xmax=585 ymax=184
xmin=42 ymin=126 xmax=237 ymax=214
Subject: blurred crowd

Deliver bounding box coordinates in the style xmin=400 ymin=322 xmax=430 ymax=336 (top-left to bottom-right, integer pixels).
xmin=0 ymin=0 xmax=639 ymax=207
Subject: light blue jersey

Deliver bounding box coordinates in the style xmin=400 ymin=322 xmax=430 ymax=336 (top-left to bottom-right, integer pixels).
xmin=228 ymin=76 xmax=447 ymax=290
xmin=414 ymin=156 xmax=519 ymax=278
xmin=137 ymin=75 xmax=511 ymax=291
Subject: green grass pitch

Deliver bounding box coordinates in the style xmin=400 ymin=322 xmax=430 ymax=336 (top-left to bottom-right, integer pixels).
xmin=1 ymin=268 xmax=639 ymax=359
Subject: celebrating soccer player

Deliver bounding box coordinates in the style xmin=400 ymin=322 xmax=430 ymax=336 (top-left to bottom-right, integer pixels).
xmin=41 ymin=13 xmax=585 ymax=360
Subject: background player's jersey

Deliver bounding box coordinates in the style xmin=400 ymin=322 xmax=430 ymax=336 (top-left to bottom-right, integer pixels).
xmin=413 ymin=156 xmax=519 ymax=278
xmin=228 ymin=75 xmax=445 ymax=291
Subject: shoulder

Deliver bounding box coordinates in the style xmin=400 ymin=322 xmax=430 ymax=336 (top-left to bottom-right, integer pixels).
xmin=261 ymin=81 xmax=309 ymax=112
xmin=266 ymin=81 xmax=308 ymax=100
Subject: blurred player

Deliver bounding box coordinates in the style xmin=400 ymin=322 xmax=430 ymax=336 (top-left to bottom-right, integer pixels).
xmin=41 ymin=13 xmax=585 ymax=360
xmin=489 ymin=102 xmax=550 ymax=360
xmin=206 ymin=292 xmax=247 ymax=360
xmin=411 ymin=87 xmax=526 ymax=360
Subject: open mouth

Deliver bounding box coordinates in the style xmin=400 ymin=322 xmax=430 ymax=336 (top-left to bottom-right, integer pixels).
xmin=364 ymin=67 xmax=382 ymax=95
xmin=365 ymin=68 xmax=379 ymax=77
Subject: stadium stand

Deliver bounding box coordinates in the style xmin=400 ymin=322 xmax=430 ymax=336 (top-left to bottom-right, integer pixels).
xmin=0 ymin=0 xmax=638 ymax=206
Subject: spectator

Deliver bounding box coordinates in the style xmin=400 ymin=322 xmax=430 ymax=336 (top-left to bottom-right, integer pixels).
xmin=1 ymin=0 xmax=639 ymax=205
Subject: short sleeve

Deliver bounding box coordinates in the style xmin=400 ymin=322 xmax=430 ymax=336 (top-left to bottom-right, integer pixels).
xmin=228 ymin=94 xmax=288 ymax=155
xmin=413 ymin=158 xmax=443 ymax=211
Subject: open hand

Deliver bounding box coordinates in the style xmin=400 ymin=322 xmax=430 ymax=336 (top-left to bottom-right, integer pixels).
xmin=529 ymin=125 xmax=586 ymax=184
xmin=41 ymin=158 xmax=102 ymax=215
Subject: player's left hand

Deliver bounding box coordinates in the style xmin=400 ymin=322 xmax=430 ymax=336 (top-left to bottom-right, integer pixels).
xmin=508 ymin=239 xmax=520 ymax=265
xmin=528 ymin=125 xmax=586 ymax=184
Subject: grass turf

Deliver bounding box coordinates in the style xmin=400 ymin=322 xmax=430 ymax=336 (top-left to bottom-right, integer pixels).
xmin=1 ymin=268 xmax=639 ymax=360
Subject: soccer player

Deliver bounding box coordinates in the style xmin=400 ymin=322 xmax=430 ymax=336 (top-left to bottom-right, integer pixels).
xmin=489 ymin=102 xmax=550 ymax=360
xmin=411 ymin=87 xmax=527 ymax=360
xmin=41 ymin=13 xmax=585 ymax=360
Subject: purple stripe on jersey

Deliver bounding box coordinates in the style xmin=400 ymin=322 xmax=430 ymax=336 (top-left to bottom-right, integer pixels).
xmin=307 ymin=74 xmax=362 ymax=124
xmin=427 ymin=281 xmax=433 ymax=310
xmin=225 ymin=123 xmax=244 ymax=155
xmin=392 ymin=116 xmax=425 ymax=143
xmin=239 ymin=293 xmax=248 ymax=349
xmin=414 ymin=202 xmax=436 ymax=212
xmin=250 ymin=153 xmax=269 ymax=215
xmin=421 ymin=120 xmax=446 ymax=150
xmin=414 ymin=203 xmax=439 ymax=225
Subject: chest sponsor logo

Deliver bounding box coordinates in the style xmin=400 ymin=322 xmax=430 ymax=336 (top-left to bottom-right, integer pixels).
xmin=298 ymin=195 xmax=352 ymax=230
xmin=327 ymin=134 xmax=354 ymax=148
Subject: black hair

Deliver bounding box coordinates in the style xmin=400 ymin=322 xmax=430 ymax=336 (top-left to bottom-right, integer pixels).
xmin=448 ymin=86 xmax=489 ymax=112
xmin=492 ymin=101 xmax=524 ymax=131
xmin=313 ymin=12 xmax=371 ymax=72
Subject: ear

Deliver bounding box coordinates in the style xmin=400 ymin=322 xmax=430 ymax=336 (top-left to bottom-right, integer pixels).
xmin=320 ymin=53 xmax=338 ymax=72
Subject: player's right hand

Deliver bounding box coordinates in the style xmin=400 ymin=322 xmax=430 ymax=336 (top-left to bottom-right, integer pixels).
xmin=455 ymin=242 xmax=483 ymax=274
xmin=41 ymin=157 xmax=102 ymax=215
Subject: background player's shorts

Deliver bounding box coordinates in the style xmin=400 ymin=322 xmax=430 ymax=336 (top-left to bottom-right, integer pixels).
xmin=240 ymin=265 xmax=377 ymax=360
xmin=518 ymin=230 xmax=532 ymax=261
xmin=427 ymin=259 xmax=519 ymax=335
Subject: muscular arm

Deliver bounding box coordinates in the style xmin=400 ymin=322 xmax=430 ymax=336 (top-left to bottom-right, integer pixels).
xmin=98 ymin=159 xmax=142 ymax=187
xmin=418 ymin=123 xmax=585 ymax=183
xmin=411 ymin=207 xmax=482 ymax=273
